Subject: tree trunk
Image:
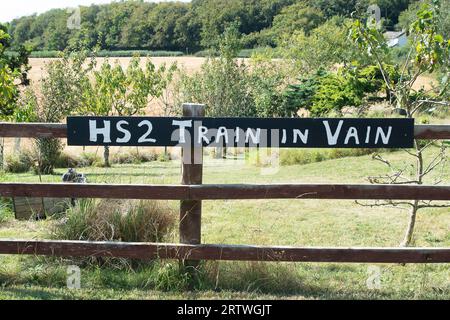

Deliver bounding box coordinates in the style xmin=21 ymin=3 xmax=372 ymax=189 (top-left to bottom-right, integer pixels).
xmin=401 ymin=138 xmax=424 ymax=247
xmin=104 ymin=146 xmax=110 ymax=167
xmin=401 ymin=200 xmax=419 ymax=247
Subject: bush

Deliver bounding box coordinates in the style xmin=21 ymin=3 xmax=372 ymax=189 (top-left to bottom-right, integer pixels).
xmin=5 ymin=150 xmax=35 ymax=173
xmin=112 ymin=150 xmax=158 ymax=165
xmin=77 ymin=152 xmax=103 ymax=168
xmin=54 ymin=152 xmax=103 ymax=169
xmin=51 ymin=199 xmax=176 ymax=243
xmin=157 ymin=153 xmax=172 ymax=162
xmin=55 ymin=152 xmax=79 ymax=168
xmin=34 ymin=138 xmax=63 ymax=174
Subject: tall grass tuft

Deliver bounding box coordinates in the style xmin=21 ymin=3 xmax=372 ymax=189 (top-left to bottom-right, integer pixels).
xmin=5 ymin=150 xmax=35 ymax=173
xmin=51 ymin=199 xmax=176 ymax=243
xmin=49 ymin=199 xmax=177 ymax=269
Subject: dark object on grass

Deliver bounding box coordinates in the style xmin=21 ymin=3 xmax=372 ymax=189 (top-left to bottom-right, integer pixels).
xmin=62 ymin=168 xmax=87 ymax=183
xmin=62 ymin=168 xmax=87 ymax=206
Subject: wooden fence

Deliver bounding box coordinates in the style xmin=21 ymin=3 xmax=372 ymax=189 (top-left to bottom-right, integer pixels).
xmin=0 ymin=108 xmax=449 ymax=264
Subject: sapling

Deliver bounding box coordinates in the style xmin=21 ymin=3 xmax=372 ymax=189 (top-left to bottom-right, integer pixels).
xmin=351 ymin=0 xmax=450 ymax=246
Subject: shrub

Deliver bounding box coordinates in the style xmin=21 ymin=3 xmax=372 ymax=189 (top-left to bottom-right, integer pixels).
xmin=51 ymin=199 xmax=176 ymax=243
xmin=54 ymin=152 xmax=103 ymax=169
xmin=49 ymin=200 xmax=177 ymax=270
xmin=5 ymin=150 xmax=35 ymax=173
xmin=34 ymin=138 xmax=63 ymax=174
xmin=157 ymin=153 xmax=172 ymax=162
xmin=55 ymin=152 xmax=79 ymax=168
xmin=78 ymin=152 xmax=103 ymax=168
xmin=112 ymin=150 xmax=158 ymax=165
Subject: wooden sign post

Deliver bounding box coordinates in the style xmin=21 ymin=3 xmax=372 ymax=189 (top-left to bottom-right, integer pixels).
xmin=180 ymin=103 xmax=205 ymax=271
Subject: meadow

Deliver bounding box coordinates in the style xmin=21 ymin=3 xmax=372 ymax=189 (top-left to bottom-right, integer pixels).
xmin=0 ymin=146 xmax=449 ymax=300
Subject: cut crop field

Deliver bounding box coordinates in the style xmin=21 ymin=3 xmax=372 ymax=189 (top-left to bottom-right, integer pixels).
xmin=28 ymin=57 xmax=206 ymax=84
xmin=0 ymin=148 xmax=449 ymax=300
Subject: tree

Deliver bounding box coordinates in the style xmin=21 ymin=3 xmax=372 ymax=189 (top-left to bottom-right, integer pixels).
xmin=1 ymin=25 xmax=30 ymax=169
xmin=376 ymin=0 xmax=412 ymax=29
xmin=283 ymin=66 xmax=389 ymax=117
xmin=0 ymin=24 xmax=30 ymax=117
xmin=175 ymin=24 xmax=254 ymax=118
xmin=278 ymin=17 xmax=358 ymax=75
xmin=23 ymin=51 xmax=94 ymax=174
xmin=351 ymin=0 xmax=450 ymax=246
xmin=311 ymin=0 xmax=369 ymax=19
xmin=82 ymin=56 xmax=173 ymax=166
xmin=271 ymin=3 xmax=324 ymax=36
xmin=0 ymin=29 xmax=18 ymax=117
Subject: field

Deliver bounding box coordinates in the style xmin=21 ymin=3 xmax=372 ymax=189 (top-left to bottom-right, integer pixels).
xmin=28 ymin=57 xmax=206 ymax=83
xmin=28 ymin=57 xmax=436 ymax=90
xmin=0 ymin=147 xmax=449 ymax=300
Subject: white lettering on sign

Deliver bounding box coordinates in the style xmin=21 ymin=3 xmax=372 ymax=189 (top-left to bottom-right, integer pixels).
xmin=293 ymin=129 xmax=309 ymax=144
xmin=375 ymin=126 xmax=392 ymax=145
xmin=116 ymin=120 xmax=131 ymax=143
xmin=138 ymin=120 xmax=156 ymax=143
xmin=77 ymin=118 xmax=405 ymax=147
xmin=89 ymin=120 xmax=111 ymax=143
xmin=217 ymin=126 xmax=229 ymax=144
xmin=345 ymin=127 xmax=360 ymax=145
xmin=198 ymin=126 xmax=210 ymax=144
xmin=172 ymin=120 xmax=192 ymax=143
xmin=323 ymin=120 xmax=344 ymax=146
xmin=246 ymin=128 xmax=261 ymax=144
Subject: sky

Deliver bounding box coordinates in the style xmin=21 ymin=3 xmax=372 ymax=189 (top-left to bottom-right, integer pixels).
xmin=0 ymin=0 xmax=189 ymax=23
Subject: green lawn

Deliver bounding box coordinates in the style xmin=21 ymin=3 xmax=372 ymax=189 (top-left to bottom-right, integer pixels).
xmin=0 ymin=148 xmax=449 ymax=300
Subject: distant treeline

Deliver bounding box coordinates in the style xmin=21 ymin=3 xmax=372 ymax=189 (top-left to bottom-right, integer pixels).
xmin=6 ymin=0 xmax=414 ymax=53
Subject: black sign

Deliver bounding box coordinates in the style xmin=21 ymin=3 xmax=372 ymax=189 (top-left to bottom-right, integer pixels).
xmin=67 ymin=117 xmax=414 ymax=148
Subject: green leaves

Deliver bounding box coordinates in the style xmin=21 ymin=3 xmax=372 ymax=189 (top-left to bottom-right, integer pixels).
xmin=350 ymin=0 xmax=450 ymax=115
xmin=0 ymin=25 xmax=29 ymax=118
xmin=86 ymin=57 xmax=177 ymax=117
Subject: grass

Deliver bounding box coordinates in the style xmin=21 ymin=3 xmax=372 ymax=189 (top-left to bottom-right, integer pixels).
xmin=0 ymin=147 xmax=449 ymax=300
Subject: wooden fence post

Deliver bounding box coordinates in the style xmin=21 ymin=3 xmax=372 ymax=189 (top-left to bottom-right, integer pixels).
xmin=180 ymin=103 xmax=205 ymax=270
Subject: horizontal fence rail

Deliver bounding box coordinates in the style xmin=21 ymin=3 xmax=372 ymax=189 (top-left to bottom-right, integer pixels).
xmin=0 ymin=240 xmax=449 ymax=263
xmin=0 ymin=123 xmax=450 ymax=140
xmin=0 ymin=183 xmax=449 ymax=200
xmin=0 ymin=123 xmax=67 ymax=138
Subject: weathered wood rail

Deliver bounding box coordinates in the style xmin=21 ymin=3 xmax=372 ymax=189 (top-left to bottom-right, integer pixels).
xmin=1 ymin=240 xmax=450 ymax=263
xmin=0 ymin=118 xmax=449 ymax=264
xmin=0 ymin=183 xmax=449 ymax=201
